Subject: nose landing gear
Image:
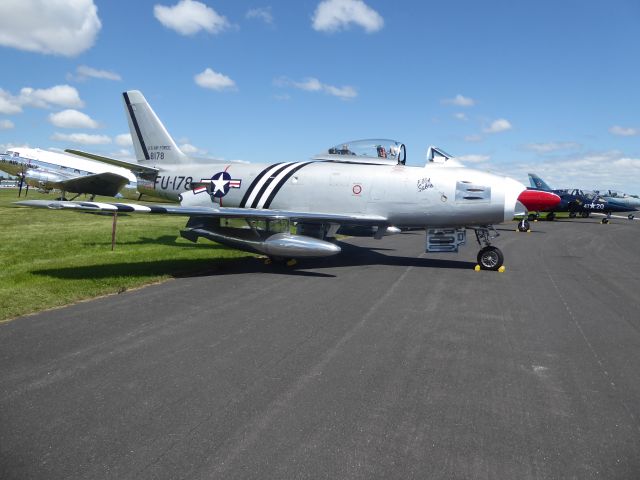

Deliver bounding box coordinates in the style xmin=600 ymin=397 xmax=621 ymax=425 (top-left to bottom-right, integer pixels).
xmin=473 ymin=226 xmax=504 ymax=271
xmin=517 ymin=218 xmax=530 ymax=232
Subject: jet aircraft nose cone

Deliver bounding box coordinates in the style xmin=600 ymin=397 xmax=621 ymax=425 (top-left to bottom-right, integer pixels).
xmin=517 ymin=189 xmax=561 ymax=212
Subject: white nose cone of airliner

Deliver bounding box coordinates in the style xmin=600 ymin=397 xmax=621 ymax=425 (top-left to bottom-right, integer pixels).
xmin=503 ymin=176 xmax=527 ymax=221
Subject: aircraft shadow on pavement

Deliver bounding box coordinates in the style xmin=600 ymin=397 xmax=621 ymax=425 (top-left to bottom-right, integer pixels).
xmin=33 ymin=240 xmax=476 ymax=281
xmin=299 ymin=242 xmax=477 ymax=271
xmin=85 ymin=235 xmax=230 ymax=249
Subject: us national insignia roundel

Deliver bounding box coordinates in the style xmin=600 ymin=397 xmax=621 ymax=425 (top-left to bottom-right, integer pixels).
xmin=194 ymin=171 xmax=242 ymax=198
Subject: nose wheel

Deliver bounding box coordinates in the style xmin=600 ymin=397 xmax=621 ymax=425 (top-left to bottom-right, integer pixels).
xmin=477 ymin=246 xmax=504 ymax=271
xmin=472 ymin=226 xmax=505 ymax=271
xmin=517 ymin=218 xmax=530 ymax=232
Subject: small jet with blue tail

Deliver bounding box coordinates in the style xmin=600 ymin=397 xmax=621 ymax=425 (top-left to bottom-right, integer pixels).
xmin=528 ymin=173 xmax=636 ymax=223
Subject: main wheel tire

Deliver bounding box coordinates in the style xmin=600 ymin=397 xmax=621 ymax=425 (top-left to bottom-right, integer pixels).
xmin=477 ymin=246 xmax=504 ymax=271
xmin=581 ymin=212 xmax=590 ymax=218
xmin=547 ymin=212 xmax=556 ymax=221
xmin=601 ymin=218 xmax=609 ymax=224
xmin=518 ymin=219 xmax=530 ymax=232
xmin=569 ymin=211 xmax=577 ymax=218
xmin=528 ymin=213 xmax=537 ymax=221
xmin=628 ymin=214 xmax=635 ymax=220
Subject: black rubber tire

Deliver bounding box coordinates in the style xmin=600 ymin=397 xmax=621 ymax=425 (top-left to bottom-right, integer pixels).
xmin=581 ymin=212 xmax=590 ymax=218
xmin=477 ymin=246 xmax=504 ymax=271
xmin=569 ymin=211 xmax=577 ymax=218
xmin=517 ymin=219 xmax=530 ymax=232
xmin=628 ymin=214 xmax=635 ymax=220
xmin=601 ymin=218 xmax=609 ymax=224
xmin=527 ymin=213 xmax=537 ymax=221
xmin=547 ymin=212 xmax=556 ymax=221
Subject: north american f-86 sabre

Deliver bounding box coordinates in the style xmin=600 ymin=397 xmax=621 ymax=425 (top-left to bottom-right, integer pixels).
xmin=18 ymin=90 xmax=557 ymax=271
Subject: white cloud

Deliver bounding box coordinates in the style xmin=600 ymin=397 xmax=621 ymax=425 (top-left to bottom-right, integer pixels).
xmin=275 ymin=76 xmax=357 ymax=99
xmin=442 ymin=94 xmax=475 ymax=107
xmin=457 ymin=154 xmax=490 ymax=163
xmin=51 ymin=132 xmax=111 ymax=145
xmin=453 ymin=112 xmax=467 ymax=121
xmin=110 ymin=148 xmax=135 ymax=161
xmin=0 ymin=85 xmax=84 ymax=114
xmin=0 ymin=0 xmax=101 ymax=57
xmin=523 ymin=142 xmax=580 ymax=153
xmin=194 ymin=68 xmax=236 ymax=91
xmin=502 ymin=150 xmax=640 ymax=193
xmin=48 ymin=109 xmax=98 ymax=129
xmin=0 ymin=119 xmax=14 ymax=129
xmin=179 ymin=143 xmax=202 ymax=154
xmin=312 ymin=0 xmax=383 ymax=33
xmin=174 ymin=138 xmax=207 ymax=155
xmin=115 ymin=133 xmax=133 ymax=146
xmin=0 ymin=89 xmax=22 ymax=114
xmin=154 ymin=0 xmax=230 ymax=35
xmin=246 ymin=7 xmax=273 ymax=24
xmin=73 ymin=65 xmax=121 ymax=81
xmin=484 ymin=118 xmax=512 ymax=133
xmin=609 ymin=125 xmax=639 ymax=137
xmin=20 ymin=85 xmax=84 ymax=109
xmin=613 ymin=157 xmax=640 ymax=169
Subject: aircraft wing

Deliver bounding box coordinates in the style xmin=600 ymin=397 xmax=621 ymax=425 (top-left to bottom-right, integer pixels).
xmin=14 ymin=200 xmax=388 ymax=226
xmin=65 ymin=149 xmax=159 ymax=176
xmin=53 ymin=172 xmax=130 ymax=196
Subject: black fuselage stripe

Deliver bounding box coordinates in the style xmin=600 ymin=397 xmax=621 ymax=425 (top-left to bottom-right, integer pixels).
xmin=239 ymin=163 xmax=283 ymax=208
xmin=250 ymin=163 xmax=296 ymax=209
xmin=263 ymin=162 xmax=314 ymax=209
xmin=123 ymin=92 xmax=150 ymax=161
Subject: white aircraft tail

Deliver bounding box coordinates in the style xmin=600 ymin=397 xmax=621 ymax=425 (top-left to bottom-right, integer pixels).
xmin=122 ymin=90 xmax=189 ymax=164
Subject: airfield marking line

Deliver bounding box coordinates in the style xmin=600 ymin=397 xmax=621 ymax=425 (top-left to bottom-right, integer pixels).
xmin=206 ymin=258 xmax=422 ymax=477
xmin=545 ymin=268 xmax=640 ymax=433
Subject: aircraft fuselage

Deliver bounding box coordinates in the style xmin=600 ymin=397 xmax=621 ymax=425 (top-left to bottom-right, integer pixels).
xmin=140 ymin=160 xmax=522 ymax=228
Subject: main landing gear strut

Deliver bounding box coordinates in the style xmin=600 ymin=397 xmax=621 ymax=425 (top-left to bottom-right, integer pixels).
xmin=473 ymin=226 xmax=504 ymax=271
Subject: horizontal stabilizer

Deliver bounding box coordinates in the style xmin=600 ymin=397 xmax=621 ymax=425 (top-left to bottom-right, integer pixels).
xmin=65 ymin=149 xmax=158 ymax=176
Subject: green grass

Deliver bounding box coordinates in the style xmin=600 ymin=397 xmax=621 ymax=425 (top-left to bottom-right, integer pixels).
xmin=0 ymin=189 xmax=254 ymax=321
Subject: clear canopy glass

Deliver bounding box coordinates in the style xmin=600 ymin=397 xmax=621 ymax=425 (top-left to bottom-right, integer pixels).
xmin=320 ymin=139 xmax=406 ymax=164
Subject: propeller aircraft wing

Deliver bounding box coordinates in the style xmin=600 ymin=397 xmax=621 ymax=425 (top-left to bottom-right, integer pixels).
xmin=51 ymin=172 xmax=130 ymax=197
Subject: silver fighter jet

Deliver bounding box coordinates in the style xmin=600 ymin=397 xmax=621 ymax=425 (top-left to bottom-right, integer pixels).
xmin=18 ymin=90 xmax=555 ymax=270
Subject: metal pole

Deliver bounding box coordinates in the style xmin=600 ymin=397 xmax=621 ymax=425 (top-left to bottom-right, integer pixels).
xmin=111 ymin=212 xmax=118 ymax=251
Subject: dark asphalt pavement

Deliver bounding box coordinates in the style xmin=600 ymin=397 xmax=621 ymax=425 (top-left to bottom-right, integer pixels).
xmin=2 ymin=218 xmax=640 ymax=479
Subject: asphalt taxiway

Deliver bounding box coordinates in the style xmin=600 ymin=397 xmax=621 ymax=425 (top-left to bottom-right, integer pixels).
xmin=2 ymin=218 xmax=640 ymax=479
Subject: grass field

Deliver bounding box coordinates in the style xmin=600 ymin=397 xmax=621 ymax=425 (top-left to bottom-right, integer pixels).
xmin=0 ymin=189 xmax=254 ymax=322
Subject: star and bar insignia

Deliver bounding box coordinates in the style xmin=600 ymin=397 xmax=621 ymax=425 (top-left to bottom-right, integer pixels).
xmin=192 ymin=171 xmax=242 ymax=198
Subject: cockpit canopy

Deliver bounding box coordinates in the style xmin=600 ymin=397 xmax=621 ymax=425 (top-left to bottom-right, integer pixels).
xmin=315 ymin=139 xmax=406 ymax=165
xmin=565 ymin=189 xmax=605 ymax=202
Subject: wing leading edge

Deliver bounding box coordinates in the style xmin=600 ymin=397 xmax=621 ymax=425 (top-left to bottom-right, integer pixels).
xmin=14 ymin=200 xmax=387 ymax=225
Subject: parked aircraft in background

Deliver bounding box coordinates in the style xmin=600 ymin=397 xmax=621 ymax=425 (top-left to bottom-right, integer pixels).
xmin=17 ymin=90 xmax=557 ymax=271
xmin=528 ymin=173 xmax=636 ymax=222
xmin=0 ymin=147 xmax=137 ymax=200
xmin=596 ymin=189 xmax=640 ymax=211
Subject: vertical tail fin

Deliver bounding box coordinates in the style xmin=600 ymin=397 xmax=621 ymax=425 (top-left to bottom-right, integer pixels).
xmin=528 ymin=173 xmax=553 ymax=191
xmin=122 ymin=90 xmax=189 ymax=164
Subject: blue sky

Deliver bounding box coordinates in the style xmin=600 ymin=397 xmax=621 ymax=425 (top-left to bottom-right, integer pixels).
xmin=1 ymin=0 xmax=639 ymax=192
